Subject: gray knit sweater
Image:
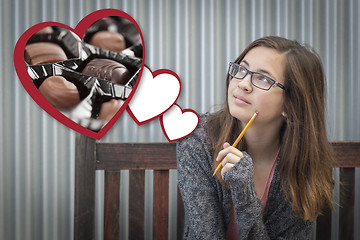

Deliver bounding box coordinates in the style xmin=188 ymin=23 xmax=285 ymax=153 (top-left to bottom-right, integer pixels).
xmin=177 ymin=114 xmax=312 ymax=239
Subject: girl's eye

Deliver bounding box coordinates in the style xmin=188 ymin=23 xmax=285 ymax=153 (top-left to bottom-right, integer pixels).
xmin=239 ymin=66 xmax=247 ymax=74
xmin=254 ymin=74 xmax=272 ymax=84
xmin=261 ymin=77 xmax=271 ymax=83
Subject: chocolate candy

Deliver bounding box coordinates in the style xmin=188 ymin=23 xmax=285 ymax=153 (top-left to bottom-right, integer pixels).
xmin=35 ymin=27 xmax=54 ymax=34
xmin=39 ymin=76 xmax=80 ymax=109
xmin=98 ymin=99 xmax=124 ymax=121
xmin=25 ymin=42 xmax=68 ymax=65
xmin=90 ymin=17 xmax=118 ymax=31
xmin=84 ymin=16 xmax=142 ymax=56
xmin=24 ymin=20 xmax=142 ymax=131
xmin=81 ymin=58 xmax=131 ymax=85
xmin=89 ymin=31 xmax=126 ymax=52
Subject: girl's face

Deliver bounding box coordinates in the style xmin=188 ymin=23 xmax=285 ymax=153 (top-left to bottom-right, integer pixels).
xmin=227 ymin=46 xmax=286 ymax=125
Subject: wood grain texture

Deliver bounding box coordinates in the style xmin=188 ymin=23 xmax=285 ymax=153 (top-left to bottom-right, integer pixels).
xmin=332 ymin=142 xmax=360 ymax=168
xmin=104 ymin=171 xmax=121 ymax=240
xmin=74 ymin=134 xmax=96 ymax=240
xmin=129 ymin=170 xmax=145 ymax=240
xmin=177 ymin=187 xmax=185 ymax=240
xmin=315 ymin=205 xmax=332 ymax=240
xmin=153 ymin=170 xmax=169 ymax=240
xmin=95 ymin=142 xmax=360 ymax=170
xmin=339 ymin=168 xmax=355 ymax=239
xmin=96 ymin=143 xmax=177 ymax=170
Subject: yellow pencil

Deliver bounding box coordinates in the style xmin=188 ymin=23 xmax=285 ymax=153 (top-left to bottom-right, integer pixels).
xmin=212 ymin=111 xmax=259 ymax=176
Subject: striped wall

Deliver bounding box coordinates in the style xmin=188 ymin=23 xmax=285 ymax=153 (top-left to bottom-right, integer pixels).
xmin=1 ymin=0 xmax=359 ymax=239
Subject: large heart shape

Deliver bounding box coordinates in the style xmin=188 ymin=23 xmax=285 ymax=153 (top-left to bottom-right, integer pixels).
xmin=14 ymin=9 xmax=145 ymax=139
xmin=160 ymin=104 xmax=199 ymax=142
xmin=127 ymin=65 xmax=181 ymax=125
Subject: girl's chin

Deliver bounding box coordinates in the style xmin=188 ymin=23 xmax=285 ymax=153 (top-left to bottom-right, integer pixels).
xmin=229 ymin=108 xmax=254 ymax=122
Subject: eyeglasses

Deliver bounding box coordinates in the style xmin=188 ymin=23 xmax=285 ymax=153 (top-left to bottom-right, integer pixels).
xmin=228 ymin=62 xmax=287 ymax=91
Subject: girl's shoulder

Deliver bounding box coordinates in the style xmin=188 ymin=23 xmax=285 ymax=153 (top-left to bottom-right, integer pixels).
xmin=177 ymin=113 xmax=211 ymax=145
xmin=176 ymin=113 xmax=214 ymax=159
xmin=176 ymin=113 xmax=215 ymax=177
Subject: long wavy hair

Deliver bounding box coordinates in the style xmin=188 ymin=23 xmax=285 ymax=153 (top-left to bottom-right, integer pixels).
xmin=207 ymin=36 xmax=334 ymax=221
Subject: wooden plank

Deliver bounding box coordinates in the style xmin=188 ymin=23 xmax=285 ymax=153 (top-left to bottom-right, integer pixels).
xmin=95 ymin=142 xmax=360 ymax=170
xmin=315 ymin=205 xmax=332 ymax=240
xmin=339 ymin=168 xmax=355 ymax=239
xmin=177 ymin=187 xmax=184 ymax=240
xmin=74 ymin=134 xmax=96 ymax=240
xmin=96 ymin=143 xmax=177 ymax=170
xmin=104 ymin=171 xmax=121 ymax=240
xmin=153 ymin=170 xmax=169 ymax=240
xmin=332 ymin=142 xmax=360 ymax=168
xmin=129 ymin=170 xmax=145 ymax=240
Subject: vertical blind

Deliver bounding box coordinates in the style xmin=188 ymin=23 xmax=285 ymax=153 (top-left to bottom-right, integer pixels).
xmin=1 ymin=0 xmax=359 ymax=239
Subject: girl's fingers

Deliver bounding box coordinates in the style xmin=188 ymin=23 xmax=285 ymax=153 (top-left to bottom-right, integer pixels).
xmin=221 ymin=153 xmax=241 ymax=167
xmin=223 ymin=142 xmax=231 ymax=148
xmin=216 ymin=144 xmax=243 ymax=162
xmin=215 ymin=142 xmax=244 ymax=178
xmin=221 ymin=163 xmax=234 ymax=177
xmin=217 ymin=146 xmax=244 ymax=178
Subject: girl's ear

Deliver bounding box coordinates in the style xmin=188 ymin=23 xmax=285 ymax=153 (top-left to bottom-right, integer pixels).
xmin=282 ymin=112 xmax=288 ymax=118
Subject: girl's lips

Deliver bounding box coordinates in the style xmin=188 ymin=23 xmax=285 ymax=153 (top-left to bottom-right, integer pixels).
xmin=234 ymin=96 xmax=251 ymax=105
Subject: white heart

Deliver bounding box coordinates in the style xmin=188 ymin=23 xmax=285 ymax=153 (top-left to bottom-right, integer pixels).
xmin=127 ymin=66 xmax=181 ymax=125
xmin=160 ymin=104 xmax=199 ymax=142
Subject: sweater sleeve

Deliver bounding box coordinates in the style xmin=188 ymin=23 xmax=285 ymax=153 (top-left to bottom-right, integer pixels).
xmin=223 ymin=152 xmax=270 ymax=239
xmin=223 ymin=152 xmax=313 ymax=240
xmin=177 ymin=126 xmax=227 ymax=239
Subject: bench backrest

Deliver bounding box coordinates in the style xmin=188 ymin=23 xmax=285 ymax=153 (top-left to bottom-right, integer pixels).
xmin=74 ymin=134 xmax=360 ymax=240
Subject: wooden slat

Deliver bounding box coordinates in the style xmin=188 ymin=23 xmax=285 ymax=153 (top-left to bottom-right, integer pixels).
xmin=153 ymin=170 xmax=169 ymax=240
xmin=96 ymin=143 xmax=177 ymax=170
xmin=315 ymin=205 xmax=332 ymax=240
xmin=177 ymin=187 xmax=185 ymax=240
xmin=339 ymin=168 xmax=355 ymax=239
xmin=129 ymin=170 xmax=145 ymax=240
xmin=332 ymin=142 xmax=360 ymax=168
xmin=95 ymin=142 xmax=360 ymax=170
xmin=104 ymin=171 xmax=121 ymax=240
xmin=74 ymin=134 xmax=96 ymax=240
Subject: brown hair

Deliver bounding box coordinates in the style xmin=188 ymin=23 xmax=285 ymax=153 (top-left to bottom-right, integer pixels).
xmin=207 ymin=36 xmax=334 ymax=221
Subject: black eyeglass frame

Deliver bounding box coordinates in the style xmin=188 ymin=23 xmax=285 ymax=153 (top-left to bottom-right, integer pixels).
xmin=228 ymin=62 xmax=287 ymax=91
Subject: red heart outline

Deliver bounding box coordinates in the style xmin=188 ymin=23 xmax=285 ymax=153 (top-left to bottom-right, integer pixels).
xmin=126 ymin=65 xmax=182 ymax=126
xmin=13 ymin=9 xmax=145 ymax=139
xmin=159 ymin=103 xmax=199 ymax=142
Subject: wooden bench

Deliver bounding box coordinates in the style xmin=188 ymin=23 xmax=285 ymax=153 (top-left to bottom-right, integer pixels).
xmin=74 ymin=134 xmax=360 ymax=240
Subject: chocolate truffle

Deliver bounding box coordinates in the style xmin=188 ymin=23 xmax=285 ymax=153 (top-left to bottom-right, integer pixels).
xmin=81 ymin=58 xmax=131 ymax=85
xmin=25 ymin=42 xmax=68 ymax=65
xmin=89 ymin=31 xmax=126 ymax=52
xmin=98 ymin=99 xmax=124 ymax=121
xmin=39 ymin=76 xmax=80 ymax=109
xmin=91 ymin=17 xmax=117 ymax=29
xmin=35 ymin=27 xmax=54 ymax=34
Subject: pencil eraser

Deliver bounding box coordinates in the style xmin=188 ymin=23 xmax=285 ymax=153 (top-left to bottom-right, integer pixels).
xmin=255 ymin=111 xmax=259 ymax=115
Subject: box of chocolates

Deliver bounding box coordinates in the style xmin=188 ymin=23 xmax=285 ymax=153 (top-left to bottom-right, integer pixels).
xmin=24 ymin=17 xmax=144 ymax=132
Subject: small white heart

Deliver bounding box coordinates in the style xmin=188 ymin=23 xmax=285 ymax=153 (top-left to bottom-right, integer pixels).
xmin=160 ymin=104 xmax=199 ymax=142
xmin=127 ymin=66 xmax=181 ymax=125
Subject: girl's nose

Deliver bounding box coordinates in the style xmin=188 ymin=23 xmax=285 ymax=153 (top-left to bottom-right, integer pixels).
xmin=237 ymin=74 xmax=253 ymax=93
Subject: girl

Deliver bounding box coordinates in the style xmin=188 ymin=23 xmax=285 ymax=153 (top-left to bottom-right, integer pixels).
xmin=177 ymin=36 xmax=334 ymax=239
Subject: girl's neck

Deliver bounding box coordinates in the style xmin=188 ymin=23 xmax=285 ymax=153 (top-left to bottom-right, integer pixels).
xmin=242 ymin=121 xmax=282 ymax=164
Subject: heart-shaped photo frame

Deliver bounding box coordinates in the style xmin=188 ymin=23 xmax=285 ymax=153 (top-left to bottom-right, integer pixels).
xmin=14 ymin=9 xmax=145 ymax=139
xmin=127 ymin=65 xmax=182 ymax=125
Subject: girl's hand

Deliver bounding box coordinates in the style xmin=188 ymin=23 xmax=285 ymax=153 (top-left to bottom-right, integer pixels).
xmin=216 ymin=142 xmax=244 ymax=178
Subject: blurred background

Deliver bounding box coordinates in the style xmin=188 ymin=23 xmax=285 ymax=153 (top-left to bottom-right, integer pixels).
xmin=1 ymin=0 xmax=359 ymax=239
